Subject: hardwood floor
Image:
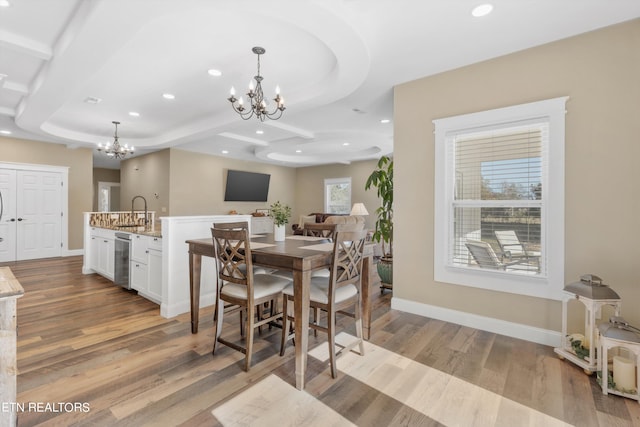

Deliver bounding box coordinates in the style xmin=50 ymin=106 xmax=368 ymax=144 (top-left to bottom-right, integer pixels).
xmin=4 ymin=256 xmax=640 ymax=426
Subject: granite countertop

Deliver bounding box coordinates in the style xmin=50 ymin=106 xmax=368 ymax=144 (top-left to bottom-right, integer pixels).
xmin=93 ymin=224 xmax=162 ymax=238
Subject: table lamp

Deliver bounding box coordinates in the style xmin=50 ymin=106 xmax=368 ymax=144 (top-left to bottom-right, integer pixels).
xmin=350 ymin=203 xmax=369 ymax=216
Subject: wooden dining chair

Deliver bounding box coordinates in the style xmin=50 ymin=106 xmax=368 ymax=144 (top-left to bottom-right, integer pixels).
xmin=302 ymin=222 xmax=337 ymax=239
xmin=213 ymin=221 xmax=271 ymax=335
xmin=280 ymin=228 xmax=368 ymax=378
xmin=211 ymin=226 xmax=291 ymax=371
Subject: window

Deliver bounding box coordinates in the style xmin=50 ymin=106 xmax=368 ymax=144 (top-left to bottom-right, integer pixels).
xmin=434 ymin=97 xmax=567 ymax=300
xmin=324 ymin=177 xmax=351 ymax=214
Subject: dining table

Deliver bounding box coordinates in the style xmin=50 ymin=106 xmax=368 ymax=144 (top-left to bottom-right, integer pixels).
xmin=185 ymin=234 xmax=373 ymax=390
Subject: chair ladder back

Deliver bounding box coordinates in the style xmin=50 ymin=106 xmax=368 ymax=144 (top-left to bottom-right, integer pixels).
xmin=211 ymin=227 xmax=253 ymax=289
xmin=329 ymin=230 xmax=367 ymax=293
xmin=212 ymin=221 xmax=250 ymax=231
xmin=303 ymin=223 xmax=337 ymax=239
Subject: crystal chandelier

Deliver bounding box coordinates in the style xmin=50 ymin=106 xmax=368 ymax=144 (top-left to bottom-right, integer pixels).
xmin=227 ymin=47 xmax=285 ymax=121
xmin=97 ymin=121 xmax=134 ymax=159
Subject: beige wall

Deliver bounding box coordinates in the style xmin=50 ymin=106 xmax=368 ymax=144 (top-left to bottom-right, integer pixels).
xmin=92 ymin=167 xmax=120 ymax=211
xmin=0 ymin=136 xmax=93 ymax=250
xmin=120 ymin=149 xmax=171 ymax=217
xmin=121 ymin=148 xmax=297 ymax=220
xmin=295 ymin=159 xmax=381 ymax=231
xmin=395 ymin=19 xmax=640 ymax=330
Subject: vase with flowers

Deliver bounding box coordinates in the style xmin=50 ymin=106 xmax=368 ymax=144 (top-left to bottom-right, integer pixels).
xmin=269 ymin=200 xmax=291 ymax=241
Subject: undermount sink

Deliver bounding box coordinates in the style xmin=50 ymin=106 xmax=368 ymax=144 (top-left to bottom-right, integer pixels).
xmin=117 ymin=224 xmax=140 ymax=228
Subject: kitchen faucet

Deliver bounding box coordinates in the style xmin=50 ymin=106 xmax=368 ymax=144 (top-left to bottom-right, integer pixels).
xmin=131 ymin=195 xmax=148 ymax=225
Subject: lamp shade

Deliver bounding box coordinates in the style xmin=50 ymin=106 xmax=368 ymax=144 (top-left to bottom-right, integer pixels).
xmin=350 ymin=203 xmax=369 ymax=216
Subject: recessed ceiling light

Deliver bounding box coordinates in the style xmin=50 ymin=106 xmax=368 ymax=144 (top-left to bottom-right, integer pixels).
xmin=84 ymin=96 xmax=102 ymax=104
xmin=0 ymin=1 xmax=11 ymax=8
xmin=162 ymin=93 xmax=175 ymax=100
xmin=295 ymin=150 xmax=302 ymax=153
xmin=343 ymin=142 xmax=350 ymax=146
xmin=380 ymin=119 xmax=391 ymax=124
xmin=208 ymin=69 xmax=222 ymax=77
xmin=256 ymin=130 xmax=264 ymax=135
xmin=472 ymin=4 xmax=493 ymax=17
xmin=221 ymin=150 xmax=229 ymax=154
xmin=0 ymin=130 xmax=12 ymax=135
xmin=129 ymin=111 xmax=140 ymax=117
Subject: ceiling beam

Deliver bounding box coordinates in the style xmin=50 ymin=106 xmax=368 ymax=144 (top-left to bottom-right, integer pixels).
xmin=0 ymin=30 xmax=52 ymax=60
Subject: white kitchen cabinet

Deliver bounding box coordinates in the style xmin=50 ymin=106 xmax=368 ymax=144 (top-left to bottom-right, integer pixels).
xmin=130 ymin=234 xmax=162 ymax=304
xmin=251 ymin=216 xmax=273 ymax=234
xmin=147 ymin=248 xmax=162 ymax=302
xmin=89 ymin=228 xmax=115 ymax=280
xmin=130 ymin=260 xmax=148 ymax=292
xmin=131 ymin=234 xmax=149 ymax=263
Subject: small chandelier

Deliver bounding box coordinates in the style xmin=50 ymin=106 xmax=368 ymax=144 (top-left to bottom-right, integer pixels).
xmin=97 ymin=121 xmax=134 ymax=159
xmin=227 ymin=46 xmax=285 ymax=121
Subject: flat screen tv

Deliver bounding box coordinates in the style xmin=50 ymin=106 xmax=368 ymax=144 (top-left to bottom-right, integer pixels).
xmin=224 ymin=169 xmax=270 ymax=202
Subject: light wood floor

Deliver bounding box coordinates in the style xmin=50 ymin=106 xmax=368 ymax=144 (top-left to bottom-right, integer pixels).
xmin=4 ymin=256 xmax=640 ymax=426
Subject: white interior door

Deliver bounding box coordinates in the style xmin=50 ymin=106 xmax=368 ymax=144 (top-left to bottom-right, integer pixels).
xmin=0 ymin=169 xmax=17 ymax=262
xmin=16 ymin=171 xmax=62 ymax=260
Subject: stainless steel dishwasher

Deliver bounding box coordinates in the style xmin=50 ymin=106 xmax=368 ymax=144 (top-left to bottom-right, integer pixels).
xmin=114 ymin=232 xmax=131 ymax=289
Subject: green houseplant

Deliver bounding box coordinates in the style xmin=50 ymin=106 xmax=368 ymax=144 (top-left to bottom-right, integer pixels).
xmin=270 ymin=201 xmax=291 ymax=241
xmin=365 ymin=155 xmax=393 ymax=285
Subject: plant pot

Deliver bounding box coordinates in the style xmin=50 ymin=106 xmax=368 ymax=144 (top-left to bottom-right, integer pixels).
xmin=377 ymin=257 xmax=393 ymax=285
xmin=274 ymin=224 xmax=286 ymax=241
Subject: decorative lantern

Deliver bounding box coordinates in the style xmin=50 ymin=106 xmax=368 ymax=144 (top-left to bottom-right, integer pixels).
xmin=597 ymin=317 xmax=640 ymax=402
xmin=554 ymin=274 xmax=622 ymax=374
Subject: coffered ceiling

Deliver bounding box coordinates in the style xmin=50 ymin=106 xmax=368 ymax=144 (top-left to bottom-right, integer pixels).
xmin=1 ymin=0 xmax=639 ymax=168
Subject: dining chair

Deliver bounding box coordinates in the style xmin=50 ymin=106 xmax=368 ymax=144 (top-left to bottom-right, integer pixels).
xmin=213 ymin=221 xmax=271 ymax=335
xmin=210 ymin=226 xmax=291 ymax=371
xmin=302 ymin=222 xmax=337 ymax=239
xmin=280 ymin=228 xmax=368 ymax=378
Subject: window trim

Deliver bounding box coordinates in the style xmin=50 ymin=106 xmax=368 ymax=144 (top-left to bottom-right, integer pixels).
xmin=324 ymin=177 xmax=352 ymax=214
xmin=433 ymin=97 xmax=567 ymax=300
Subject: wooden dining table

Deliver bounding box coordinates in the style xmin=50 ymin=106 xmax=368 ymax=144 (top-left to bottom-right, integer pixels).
xmin=186 ymin=234 xmax=373 ymax=390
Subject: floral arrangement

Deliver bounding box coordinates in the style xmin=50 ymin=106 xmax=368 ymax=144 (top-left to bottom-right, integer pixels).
xmin=269 ymin=201 xmax=291 ymax=226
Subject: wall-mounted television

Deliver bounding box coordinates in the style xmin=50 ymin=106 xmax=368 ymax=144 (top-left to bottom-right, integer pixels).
xmin=224 ymin=169 xmax=271 ymax=202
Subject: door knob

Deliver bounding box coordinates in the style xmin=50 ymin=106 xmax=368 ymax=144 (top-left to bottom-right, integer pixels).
xmin=9 ymin=218 xmax=15 ymax=222
xmin=17 ymin=218 xmax=23 ymax=221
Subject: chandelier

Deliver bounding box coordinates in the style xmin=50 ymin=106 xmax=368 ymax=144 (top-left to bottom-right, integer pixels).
xmin=227 ymin=47 xmax=285 ymax=121
xmin=97 ymin=121 xmax=134 ymax=159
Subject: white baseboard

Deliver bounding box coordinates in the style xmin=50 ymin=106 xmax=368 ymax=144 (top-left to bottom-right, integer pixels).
xmin=66 ymin=249 xmax=84 ymax=257
xmin=391 ymin=297 xmax=561 ymax=348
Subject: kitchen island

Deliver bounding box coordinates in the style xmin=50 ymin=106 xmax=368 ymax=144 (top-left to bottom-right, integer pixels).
xmin=83 ymin=213 xmax=252 ymax=318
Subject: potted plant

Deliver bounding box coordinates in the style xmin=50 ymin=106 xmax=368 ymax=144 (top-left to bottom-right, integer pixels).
xmin=365 ymin=155 xmax=393 ymax=285
xmin=270 ymin=200 xmax=291 ymax=241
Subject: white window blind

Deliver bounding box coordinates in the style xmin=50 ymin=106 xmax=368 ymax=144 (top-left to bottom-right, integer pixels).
xmin=433 ymin=97 xmax=567 ymax=300
xmin=450 ymin=124 xmax=545 ymax=276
